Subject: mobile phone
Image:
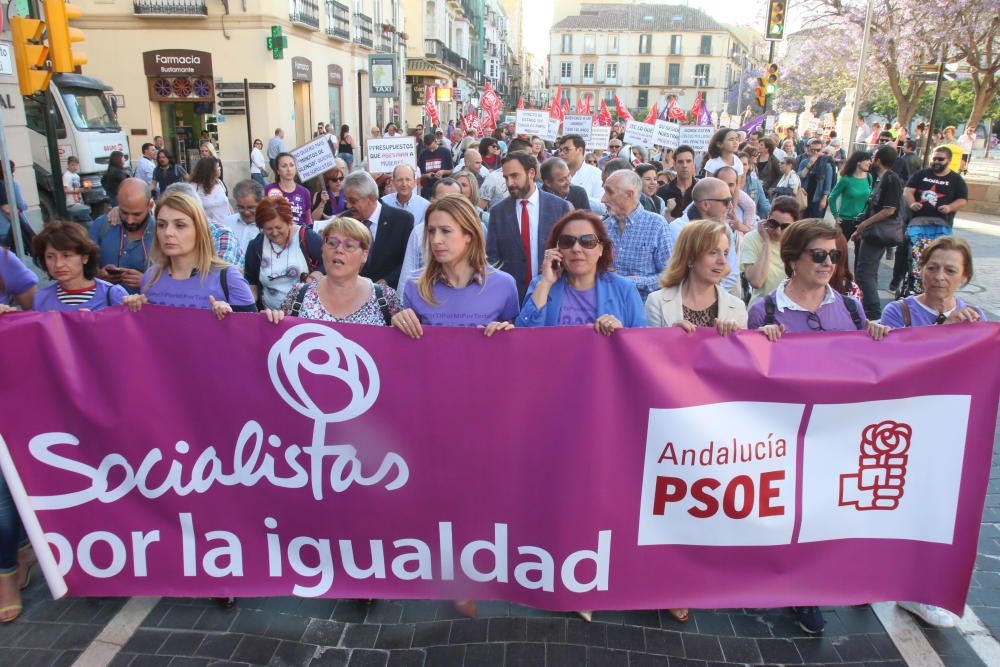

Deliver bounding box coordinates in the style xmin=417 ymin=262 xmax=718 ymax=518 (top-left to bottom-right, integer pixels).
xmin=107 ymin=267 xmax=123 ymax=275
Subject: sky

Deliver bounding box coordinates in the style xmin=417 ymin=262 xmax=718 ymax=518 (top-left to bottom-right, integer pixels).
xmin=522 ymin=0 xmax=806 ymax=67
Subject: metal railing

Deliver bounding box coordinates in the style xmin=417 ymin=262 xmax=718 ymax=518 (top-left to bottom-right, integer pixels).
xmin=290 ymin=0 xmax=320 ymax=28
xmin=354 ymin=13 xmax=374 ymax=48
xmin=378 ymin=32 xmax=394 ymax=53
xmin=325 ymin=1 xmax=350 ymax=40
xmin=424 ymin=38 xmax=444 ymax=61
xmin=133 ymin=0 xmax=207 ymax=16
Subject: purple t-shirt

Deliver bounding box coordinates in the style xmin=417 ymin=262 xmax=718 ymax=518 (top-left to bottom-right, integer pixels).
xmin=0 ymin=249 xmax=38 ymax=304
xmin=265 ymin=183 xmax=313 ymax=227
xmin=141 ymin=265 xmax=256 ymax=310
xmin=402 ymin=267 xmax=519 ymax=326
xmin=33 ymin=279 xmax=127 ymax=312
xmin=558 ymin=285 xmax=598 ymax=326
xmin=747 ymin=290 xmax=867 ymax=333
xmin=881 ymin=295 xmax=986 ymax=328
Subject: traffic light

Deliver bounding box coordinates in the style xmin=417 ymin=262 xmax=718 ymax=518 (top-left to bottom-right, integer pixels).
xmin=45 ymin=0 xmax=87 ymax=72
xmin=755 ymin=76 xmax=767 ymax=107
xmin=10 ymin=17 xmax=52 ymax=96
xmin=765 ymin=63 xmax=779 ymax=95
xmin=765 ymin=0 xmax=786 ymax=41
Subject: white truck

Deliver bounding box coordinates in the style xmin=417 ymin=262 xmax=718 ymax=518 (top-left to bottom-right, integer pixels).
xmin=23 ymin=72 xmax=129 ymax=220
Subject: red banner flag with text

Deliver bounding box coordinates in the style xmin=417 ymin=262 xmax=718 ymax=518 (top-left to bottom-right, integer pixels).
xmin=614 ymin=95 xmax=634 ymax=123
xmin=424 ymin=87 xmax=439 ymax=126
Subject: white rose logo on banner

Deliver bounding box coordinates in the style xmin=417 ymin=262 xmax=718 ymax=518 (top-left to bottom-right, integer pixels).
xmin=839 ymin=420 xmax=912 ymax=511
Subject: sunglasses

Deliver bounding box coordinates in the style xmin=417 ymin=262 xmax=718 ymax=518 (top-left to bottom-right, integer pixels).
xmin=699 ymin=197 xmax=733 ymax=205
xmin=556 ymin=233 xmax=601 ymax=250
xmin=764 ymin=219 xmax=791 ymax=231
xmin=324 ymin=237 xmax=363 ymax=251
xmin=806 ymin=312 xmax=825 ymax=332
xmin=328 ymin=176 xmax=344 ymax=182
xmin=804 ymin=249 xmax=843 ymax=264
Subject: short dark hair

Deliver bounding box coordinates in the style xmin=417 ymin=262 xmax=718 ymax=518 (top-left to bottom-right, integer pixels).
xmin=935 ymin=146 xmax=953 ymax=160
xmin=423 ymin=134 xmax=439 ymax=147
xmin=539 ymin=157 xmax=567 ymax=184
xmin=558 ymin=134 xmax=586 ymax=150
xmin=507 ymin=137 xmax=531 ymax=152
xmin=770 ymin=195 xmax=802 ymax=221
xmin=432 ymin=177 xmax=460 ymax=196
xmin=634 ymin=163 xmax=657 ymax=179
xmin=708 ymin=128 xmax=737 ymax=158
xmin=673 ymin=144 xmax=695 ymax=160
xmin=545 ymin=210 xmax=613 ymax=273
xmin=601 ymin=157 xmax=632 ymax=180
xmin=32 ymin=219 xmax=101 ymax=280
xmin=501 ymin=150 xmax=538 ymax=176
xmin=779 ymin=218 xmax=839 ymax=276
xmin=478 ymin=137 xmax=498 ymax=155
xmin=874 ymin=145 xmax=898 ymax=167
xmin=905 ymin=139 xmax=918 ymax=150
xmin=141 ymin=143 xmax=154 ymax=153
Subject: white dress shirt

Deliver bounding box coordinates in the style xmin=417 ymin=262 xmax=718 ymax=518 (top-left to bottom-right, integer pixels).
xmin=366 ymin=201 xmax=382 ymax=244
xmin=383 ymin=192 xmax=430 ymax=226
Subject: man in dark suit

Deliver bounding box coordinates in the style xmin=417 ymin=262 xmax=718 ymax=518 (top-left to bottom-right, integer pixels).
xmin=487 ymin=151 xmax=572 ymax=301
xmin=341 ymin=171 xmax=413 ymax=289
xmin=540 ymin=157 xmax=590 ymax=211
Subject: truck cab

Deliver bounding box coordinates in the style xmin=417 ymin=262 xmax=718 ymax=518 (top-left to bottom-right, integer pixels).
xmin=23 ymin=73 xmax=129 ymax=220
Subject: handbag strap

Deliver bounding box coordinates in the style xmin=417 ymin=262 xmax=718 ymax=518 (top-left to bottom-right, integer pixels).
xmin=898 ymin=299 xmax=911 ymax=327
xmin=289 ymin=283 xmax=310 ymax=318
xmin=373 ymin=284 xmax=393 ymax=326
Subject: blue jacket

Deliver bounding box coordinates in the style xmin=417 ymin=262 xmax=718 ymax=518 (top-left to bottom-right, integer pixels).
xmin=743 ymin=173 xmax=772 ymax=218
xmin=516 ymin=271 xmax=648 ymax=328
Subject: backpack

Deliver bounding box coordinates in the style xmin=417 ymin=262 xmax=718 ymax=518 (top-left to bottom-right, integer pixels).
xmin=298 ymin=226 xmax=319 ymax=273
xmin=763 ymin=292 xmax=863 ymax=330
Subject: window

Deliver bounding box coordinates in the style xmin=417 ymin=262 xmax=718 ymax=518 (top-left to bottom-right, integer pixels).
xmin=639 ymin=34 xmax=652 ymax=54
xmin=583 ymin=63 xmax=595 ymax=80
xmin=560 ymin=62 xmax=572 ymax=80
xmin=562 ymin=34 xmax=572 ymax=53
xmin=24 ymin=96 xmax=66 ymax=138
xmin=638 ymin=62 xmax=651 ymax=85
xmin=700 ymin=35 xmax=712 ymax=55
xmin=694 ymin=64 xmax=710 ymax=87
xmin=606 ymin=63 xmax=618 ymax=82
xmin=605 ymin=88 xmax=615 ymax=102
xmin=670 ymin=34 xmax=682 ymax=55
xmin=668 ymin=63 xmax=680 ymax=86
xmin=608 ymin=35 xmax=619 ymax=53
xmin=584 ymin=35 xmax=595 ymax=53
xmin=638 ymin=90 xmax=648 ymax=109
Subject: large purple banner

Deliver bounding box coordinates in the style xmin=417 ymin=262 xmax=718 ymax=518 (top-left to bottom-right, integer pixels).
xmin=0 ymin=308 xmax=997 ymax=614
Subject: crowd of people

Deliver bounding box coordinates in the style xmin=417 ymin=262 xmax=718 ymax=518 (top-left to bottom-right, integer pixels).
xmin=0 ymin=117 xmax=987 ymax=632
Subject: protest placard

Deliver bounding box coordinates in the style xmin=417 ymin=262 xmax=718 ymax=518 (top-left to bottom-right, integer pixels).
xmin=365 ymin=137 xmax=418 ymax=174
xmin=624 ymin=120 xmax=656 ymax=148
xmin=588 ymin=126 xmax=611 ymax=152
xmin=679 ymin=126 xmax=713 ymax=152
xmin=562 ymin=114 xmax=593 ymax=141
xmin=654 ymin=121 xmax=681 ymax=150
xmin=289 ymin=136 xmax=339 ymax=182
xmin=515 ymin=110 xmax=549 ymax=137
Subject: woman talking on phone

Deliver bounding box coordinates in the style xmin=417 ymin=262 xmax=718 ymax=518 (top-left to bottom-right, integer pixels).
xmin=516 ymin=210 xmax=646 ymax=333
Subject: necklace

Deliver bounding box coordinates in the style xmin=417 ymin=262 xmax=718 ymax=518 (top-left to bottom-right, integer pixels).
xmin=268 ymin=233 xmax=290 ymax=257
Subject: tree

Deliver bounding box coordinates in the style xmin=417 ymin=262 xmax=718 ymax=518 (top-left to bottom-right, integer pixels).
xmin=946 ymin=0 xmax=1000 ymax=127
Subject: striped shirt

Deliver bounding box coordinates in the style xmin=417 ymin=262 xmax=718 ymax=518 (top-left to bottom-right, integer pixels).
xmin=57 ymin=285 xmax=97 ymax=306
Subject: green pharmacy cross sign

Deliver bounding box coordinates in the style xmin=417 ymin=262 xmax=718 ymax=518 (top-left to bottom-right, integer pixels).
xmin=266 ymin=26 xmax=288 ymax=60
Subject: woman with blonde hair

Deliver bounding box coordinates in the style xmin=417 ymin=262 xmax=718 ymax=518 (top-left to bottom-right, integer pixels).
xmin=263 ymin=216 xmax=401 ymax=325
xmin=392 ymin=193 xmax=518 ymax=339
xmin=645 ymin=219 xmax=748 ymax=336
xmin=122 ymin=189 xmax=256 ymax=317
xmin=451 ymin=170 xmax=489 ymax=224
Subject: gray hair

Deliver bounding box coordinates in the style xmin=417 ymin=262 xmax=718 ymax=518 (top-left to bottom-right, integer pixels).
xmin=539 ymin=157 xmax=569 ymax=184
xmin=607 ymin=169 xmax=642 ymax=196
xmin=163 ymin=182 xmax=198 ymax=198
xmin=232 ymin=179 xmax=264 ymax=201
xmin=343 ymin=171 xmax=379 ymax=200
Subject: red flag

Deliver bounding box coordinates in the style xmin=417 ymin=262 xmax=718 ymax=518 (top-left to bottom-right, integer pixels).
xmin=689 ymin=92 xmax=703 ymax=122
xmin=481 ymin=83 xmax=503 ymax=125
xmin=614 ymin=95 xmax=633 ymax=123
xmin=583 ymin=93 xmax=592 ymax=115
xmin=667 ymin=96 xmax=688 ymax=122
xmin=549 ymin=85 xmax=563 ymax=120
xmin=481 ymin=108 xmax=496 ymax=130
xmin=424 ymin=87 xmax=439 ymax=126
xmin=517 ymin=96 xmax=524 ymax=109
xmin=575 ymin=96 xmax=587 ymax=114
xmin=643 ymin=103 xmax=658 ymax=124
xmin=597 ymin=99 xmax=613 ymax=126
xmin=562 ymin=97 xmax=570 ymax=116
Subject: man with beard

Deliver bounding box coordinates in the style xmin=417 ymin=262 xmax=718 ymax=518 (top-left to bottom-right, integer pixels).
xmin=486 ymin=151 xmax=571 ymax=300
xmin=88 ymin=178 xmax=155 ymax=294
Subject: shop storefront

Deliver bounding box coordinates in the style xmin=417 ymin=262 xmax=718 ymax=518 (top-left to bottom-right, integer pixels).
xmin=142 ymin=50 xmax=216 ymax=172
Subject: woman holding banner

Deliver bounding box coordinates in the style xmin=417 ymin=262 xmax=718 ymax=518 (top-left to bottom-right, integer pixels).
xmin=245 ymin=197 xmax=324 ymax=311
xmin=29 ymin=220 xmax=128 ymax=311
xmin=391 ymin=194 xmax=518 ymax=339
xmin=644 ymin=219 xmax=747 ymax=336
xmin=516 ymin=210 xmax=646 ymax=333
xmin=265 ymin=153 xmax=313 ymax=228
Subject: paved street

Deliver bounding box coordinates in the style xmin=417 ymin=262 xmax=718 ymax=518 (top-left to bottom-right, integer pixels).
xmin=0 ymin=213 xmax=997 ymax=667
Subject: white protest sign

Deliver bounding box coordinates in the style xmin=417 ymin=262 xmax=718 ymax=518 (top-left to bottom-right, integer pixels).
xmin=515 ymin=110 xmax=550 ymax=137
xmin=587 ymin=126 xmax=611 ymax=151
xmin=290 ymin=136 xmax=339 ymax=182
xmin=546 ymin=117 xmax=561 ymax=142
xmin=562 ymin=114 xmax=593 ymax=141
xmin=365 ymin=137 xmax=418 ymax=174
xmin=654 ymin=121 xmax=681 ymax=150
xmin=505 ymin=114 xmax=516 ymax=125
xmin=624 ymin=120 xmax=656 ymax=148
xmin=679 ymin=126 xmax=713 ymax=152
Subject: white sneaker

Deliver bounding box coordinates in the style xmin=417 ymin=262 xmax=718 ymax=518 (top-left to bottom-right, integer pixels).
xmin=898 ymin=601 xmax=956 ymax=627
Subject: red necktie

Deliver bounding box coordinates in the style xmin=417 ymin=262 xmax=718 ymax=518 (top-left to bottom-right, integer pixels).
xmin=520 ymin=200 xmax=531 ymax=286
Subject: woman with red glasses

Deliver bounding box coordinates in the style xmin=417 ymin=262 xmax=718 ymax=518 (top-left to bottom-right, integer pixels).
xmin=516 ymin=210 xmax=646 ymax=333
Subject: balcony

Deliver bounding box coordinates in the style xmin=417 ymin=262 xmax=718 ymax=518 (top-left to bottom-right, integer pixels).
xmin=378 ymin=31 xmax=394 ymax=53
xmin=354 ymin=12 xmax=374 ymax=48
xmin=583 ymin=76 xmax=594 ymax=85
xmin=424 ymin=38 xmax=445 ymax=61
xmin=133 ymin=0 xmax=207 ymax=16
xmin=290 ymin=0 xmax=320 ymax=29
xmin=443 ymin=46 xmax=464 ymax=72
xmin=325 ymin=1 xmax=350 ymax=40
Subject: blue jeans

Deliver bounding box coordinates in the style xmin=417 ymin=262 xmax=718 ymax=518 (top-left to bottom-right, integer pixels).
xmin=0 ymin=472 xmax=25 ymax=573
xmin=251 ymin=173 xmax=267 ymax=188
xmin=339 ymin=152 xmax=354 ymax=171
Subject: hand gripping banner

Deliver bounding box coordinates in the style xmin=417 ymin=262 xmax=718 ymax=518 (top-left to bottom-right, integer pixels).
xmin=0 ymin=309 xmax=997 ymax=613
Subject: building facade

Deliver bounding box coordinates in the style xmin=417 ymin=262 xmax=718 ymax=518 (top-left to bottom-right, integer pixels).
xmin=549 ymin=4 xmax=746 ymax=118
xmin=75 ymin=0 xmax=406 ymax=183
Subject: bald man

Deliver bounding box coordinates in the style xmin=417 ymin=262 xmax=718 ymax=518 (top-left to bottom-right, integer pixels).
xmin=383 ymin=163 xmax=430 ymax=225
xmin=601 ymin=170 xmax=672 ymax=298
xmin=88 ymin=178 xmax=156 ymax=293
xmin=669 ymin=176 xmax=743 ymax=296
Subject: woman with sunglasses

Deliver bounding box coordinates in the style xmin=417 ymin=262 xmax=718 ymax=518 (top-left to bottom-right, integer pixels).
xmin=517 ymin=210 xmax=646 ymax=333
xmin=392 ymin=194 xmax=517 ymax=340
xmin=311 ymin=166 xmax=348 ymax=223
xmin=740 ymin=196 xmax=801 ymax=305
xmin=262 ymin=217 xmax=400 ymax=326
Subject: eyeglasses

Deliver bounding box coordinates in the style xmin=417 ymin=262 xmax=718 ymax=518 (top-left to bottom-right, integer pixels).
xmin=806 ymin=312 xmax=826 ymax=331
xmin=803 ymin=249 xmax=842 ymax=264
xmin=328 ymin=176 xmax=344 ymax=182
xmin=764 ymin=219 xmax=791 ymax=231
xmin=236 ymin=205 xmax=258 ymax=214
xmin=324 ymin=237 xmax=363 ymax=252
xmin=699 ymin=197 xmax=733 ymax=206
xmin=556 ymin=233 xmax=601 ymax=250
